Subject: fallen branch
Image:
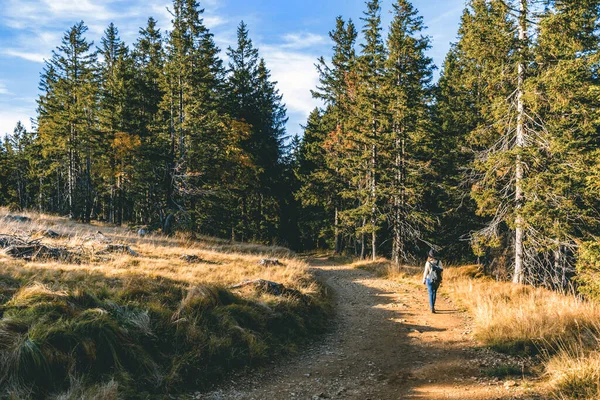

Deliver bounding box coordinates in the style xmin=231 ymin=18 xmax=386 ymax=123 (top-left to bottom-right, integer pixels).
xmin=2 ymin=215 xmax=31 ymax=223
xmin=0 ymin=234 xmax=28 ymax=249
xmin=3 ymin=244 xmax=72 ymax=261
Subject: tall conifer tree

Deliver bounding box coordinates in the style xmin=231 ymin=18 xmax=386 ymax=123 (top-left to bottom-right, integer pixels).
xmin=37 ymin=21 xmax=99 ymax=220
xmin=383 ymin=0 xmax=435 ymax=264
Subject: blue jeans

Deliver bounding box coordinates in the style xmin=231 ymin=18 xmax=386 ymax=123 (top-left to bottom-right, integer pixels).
xmin=426 ymin=278 xmax=438 ymax=311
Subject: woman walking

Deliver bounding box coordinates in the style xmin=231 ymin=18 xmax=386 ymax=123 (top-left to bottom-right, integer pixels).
xmin=423 ymin=249 xmax=443 ymax=313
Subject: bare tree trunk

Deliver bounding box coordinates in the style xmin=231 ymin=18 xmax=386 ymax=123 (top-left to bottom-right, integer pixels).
xmin=68 ymin=145 xmax=75 ymax=219
xmin=361 ymin=217 xmax=366 ymax=259
xmin=371 ymin=110 xmax=377 ymax=262
xmin=334 ymin=206 xmax=341 ymax=254
xmin=513 ymin=0 xmax=527 ymax=284
xmin=85 ymin=152 xmax=91 ymax=223
xmin=392 ymin=135 xmax=401 ymax=266
xmin=39 ymin=176 xmax=43 ymax=212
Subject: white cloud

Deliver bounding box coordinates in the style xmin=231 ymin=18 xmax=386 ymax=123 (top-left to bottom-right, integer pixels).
xmin=281 ymin=32 xmax=327 ymax=49
xmin=0 ymin=0 xmax=324 ymax=136
xmin=204 ymin=15 xmax=227 ymax=29
xmin=0 ymin=81 xmax=11 ymax=95
xmin=0 ymin=109 xmax=33 ymax=136
xmin=261 ymin=45 xmax=320 ymax=117
xmin=2 ymin=49 xmax=47 ymax=63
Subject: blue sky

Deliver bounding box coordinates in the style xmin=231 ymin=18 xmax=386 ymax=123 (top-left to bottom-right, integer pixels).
xmin=0 ymin=0 xmax=466 ymax=138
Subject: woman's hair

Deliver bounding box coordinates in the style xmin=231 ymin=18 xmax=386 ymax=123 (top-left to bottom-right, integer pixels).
xmin=428 ymin=249 xmax=439 ymax=261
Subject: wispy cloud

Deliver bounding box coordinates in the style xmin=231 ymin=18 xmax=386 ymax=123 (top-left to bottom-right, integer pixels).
xmin=0 ymin=0 xmax=325 ymax=136
xmin=2 ymin=49 xmax=47 ymax=63
xmin=281 ymin=32 xmax=327 ymax=49
xmin=0 ymin=81 xmax=11 ymax=95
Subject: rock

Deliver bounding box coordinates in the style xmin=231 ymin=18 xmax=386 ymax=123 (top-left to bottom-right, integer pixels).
xmin=231 ymin=279 xmax=308 ymax=303
xmin=4 ymin=243 xmax=72 ymax=261
xmin=2 ymin=215 xmax=31 ymax=223
xmin=504 ymin=380 xmax=518 ymax=389
xmin=259 ymin=258 xmax=283 ymax=266
xmin=181 ymin=254 xmax=201 ymax=263
xmin=97 ymin=244 xmax=139 ymax=257
xmin=84 ymin=231 xmax=112 ymax=243
xmin=137 ymin=228 xmax=148 ymax=237
xmin=42 ymin=229 xmax=62 ymax=238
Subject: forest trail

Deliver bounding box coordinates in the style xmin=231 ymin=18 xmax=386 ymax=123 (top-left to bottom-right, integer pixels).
xmin=198 ymin=258 xmax=540 ymax=400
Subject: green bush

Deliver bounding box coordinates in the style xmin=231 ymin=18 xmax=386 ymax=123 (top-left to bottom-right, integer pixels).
xmin=576 ymin=241 xmax=600 ymax=301
xmin=0 ymin=274 xmax=330 ymax=399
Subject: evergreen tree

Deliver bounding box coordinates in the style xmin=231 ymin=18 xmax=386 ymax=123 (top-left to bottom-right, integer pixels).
xmin=97 ymin=23 xmax=136 ymax=224
xmin=383 ymin=0 xmax=435 ymax=264
xmin=307 ymin=16 xmax=358 ymax=253
xmin=131 ymin=17 xmax=166 ymax=227
xmin=225 ymin=22 xmax=287 ymax=243
xmin=37 ymin=21 xmax=99 ymax=220
xmin=436 ymin=0 xmax=518 ymax=275
xmin=3 ymin=122 xmax=38 ymax=209
xmin=527 ymin=0 xmax=600 ymax=288
xmin=158 ymin=0 xmax=226 ymax=233
xmin=225 ymin=21 xmax=262 ymax=241
xmin=349 ymin=0 xmax=387 ymax=260
xmin=296 ymin=108 xmax=334 ymax=249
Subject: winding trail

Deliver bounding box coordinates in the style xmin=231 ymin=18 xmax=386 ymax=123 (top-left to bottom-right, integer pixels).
xmin=199 ymin=258 xmax=540 ymax=400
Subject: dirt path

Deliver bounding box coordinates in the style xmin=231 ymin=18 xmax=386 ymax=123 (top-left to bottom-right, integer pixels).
xmin=198 ymin=259 xmax=540 ymax=400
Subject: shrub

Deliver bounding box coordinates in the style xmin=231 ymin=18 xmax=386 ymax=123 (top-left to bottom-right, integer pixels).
xmin=576 ymin=241 xmax=600 ymax=301
xmin=0 ymin=277 xmax=329 ymax=399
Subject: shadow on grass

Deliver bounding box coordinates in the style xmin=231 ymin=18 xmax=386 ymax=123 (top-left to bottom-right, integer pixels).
xmin=0 ymin=263 xmax=330 ymax=399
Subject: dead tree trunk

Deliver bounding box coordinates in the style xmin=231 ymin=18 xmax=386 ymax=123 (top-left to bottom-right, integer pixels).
xmin=513 ymin=0 xmax=527 ymax=284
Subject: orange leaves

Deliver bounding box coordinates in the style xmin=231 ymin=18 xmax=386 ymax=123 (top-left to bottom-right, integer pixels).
xmin=111 ymin=132 xmax=141 ymax=159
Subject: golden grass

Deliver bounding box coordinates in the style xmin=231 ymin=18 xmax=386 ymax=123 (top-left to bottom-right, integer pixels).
xmin=0 ymin=207 xmax=314 ymax=295
xmin=547 ymin=349 xmax=600 ymax=400
xmin=442 ymin=266 xmax=600 ymax=355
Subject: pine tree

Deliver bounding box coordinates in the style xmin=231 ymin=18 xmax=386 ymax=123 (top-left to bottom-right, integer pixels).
xmin=225 ymin=21 xmax=261 ymax=241
xmin=436 ymin=0 xmax=518 ymax=274
xmin=296 ymin=108 xmax=334 ymax=249
xmin=97 ymin=23 xmax=136 ymax=224
xmin=308 ymin=16 xmax=358 ymax=253
xmin=159 ymin=0 xmax=226 ymax=233
xmin=526 ymin=0 xmax=600 ymax=288
xmin=4 ymin=122 xmax=38 ymax=209
xmin=37 ymin=21 xmax=99 ymax=220
xmin=131 ymin=17 xmax=166 ymax=227
xmin=350 ymin=0 xmax=387 ymax=260
xmin=383 ymin=0 xmax=435 ymax=265
xmin=225 ymin=22 xmax=287 ymax=243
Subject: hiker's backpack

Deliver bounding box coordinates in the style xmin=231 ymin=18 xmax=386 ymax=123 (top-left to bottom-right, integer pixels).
xmin=429 ymin=261 xmax=443 ymax=286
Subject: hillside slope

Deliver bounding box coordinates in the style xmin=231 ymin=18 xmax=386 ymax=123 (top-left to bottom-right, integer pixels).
xmin=0 ymin=210 xmax=329 ymax=399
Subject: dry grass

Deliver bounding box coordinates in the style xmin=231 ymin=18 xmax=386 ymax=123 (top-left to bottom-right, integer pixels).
xmin=547 ymin=348 xmax=600 ymax=400
xmin=0 ymin=208 xmax=329 ymax=399
xmin=443 ymin=265 xmax=600 ymax=356
xmin=441 ymin=265 xmax=600 ymax=399
xmin=0 ymin=208 xmax=311 ymax=293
